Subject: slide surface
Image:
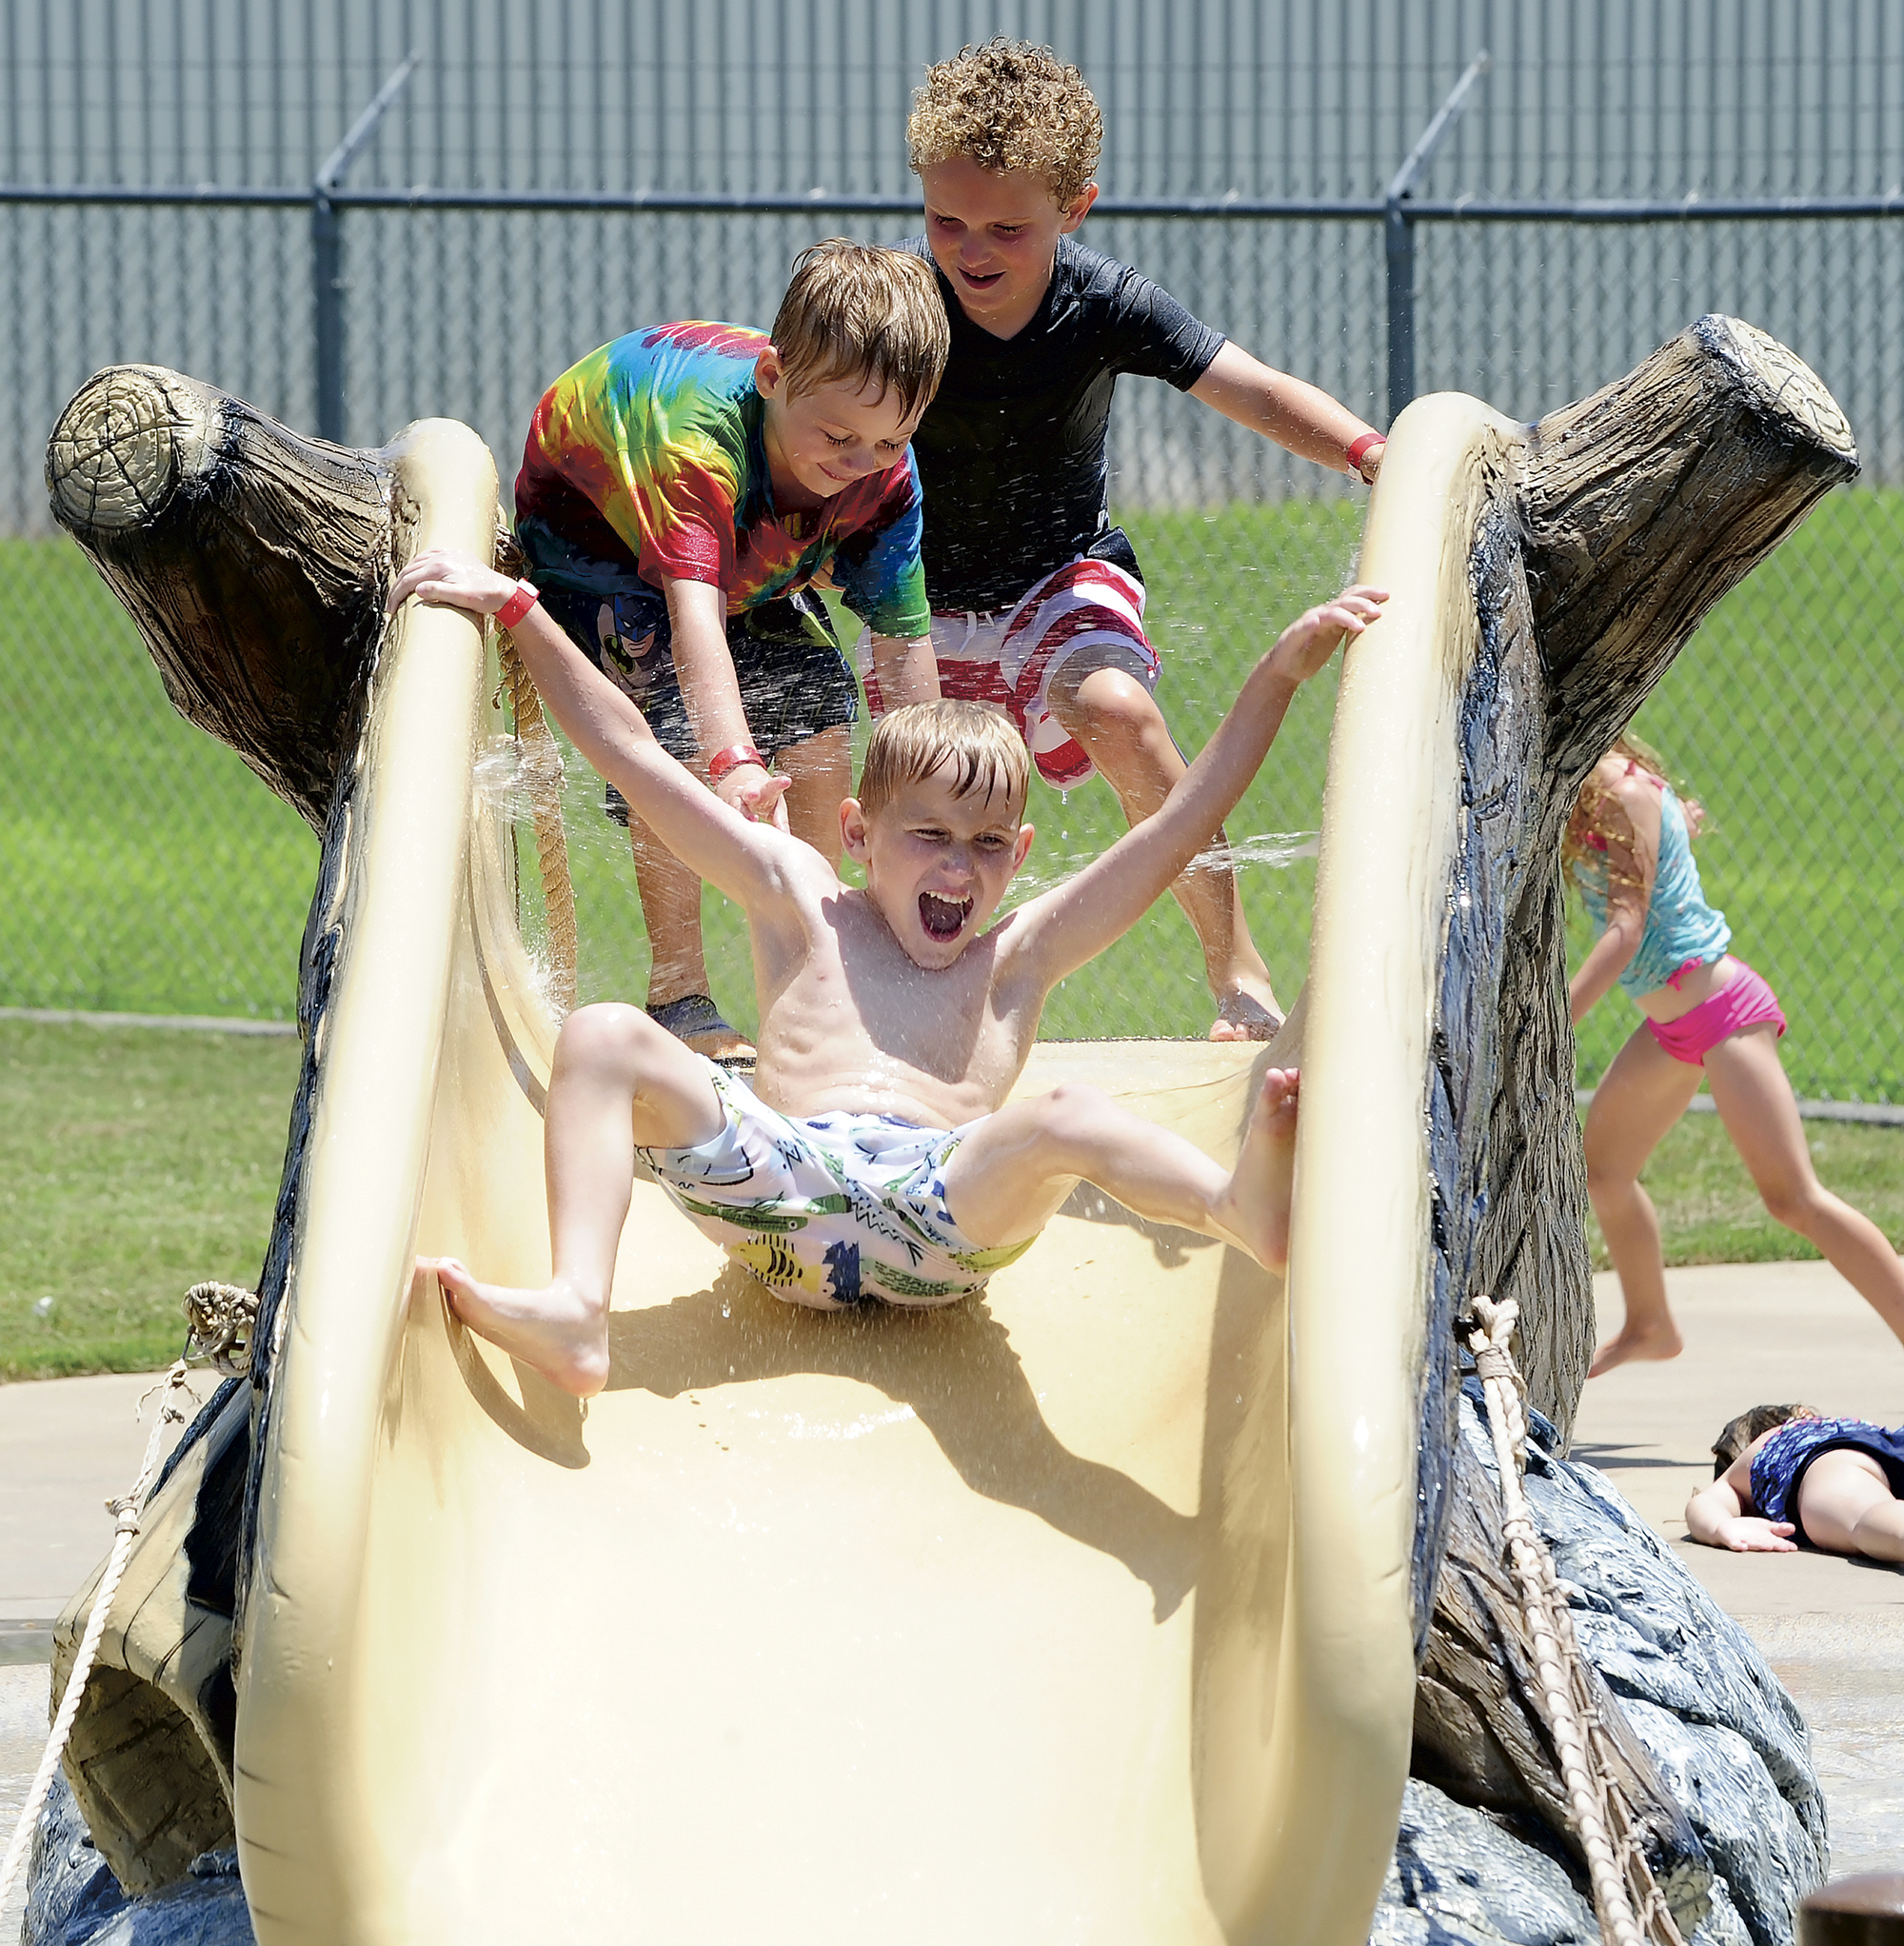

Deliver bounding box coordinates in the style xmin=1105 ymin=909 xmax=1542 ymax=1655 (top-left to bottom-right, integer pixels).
xmin=206 ymin=397 xmax=1515 ymax=1945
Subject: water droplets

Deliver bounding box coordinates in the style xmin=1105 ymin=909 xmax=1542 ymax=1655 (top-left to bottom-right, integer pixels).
xmin=1004 ymin=829 xmax=1319 ymax=904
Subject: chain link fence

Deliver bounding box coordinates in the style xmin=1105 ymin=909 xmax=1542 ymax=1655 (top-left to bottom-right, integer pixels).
xmin=5 ymin=1 xmax=1903 ymax=1096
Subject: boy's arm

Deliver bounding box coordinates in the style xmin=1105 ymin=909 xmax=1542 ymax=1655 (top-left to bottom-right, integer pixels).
xmin=1006 ymin=587 xmax=1385 ymax=991
xmin=1190 ymin=342 xmax=1386 ymax=481
xmin=387 ymin=550 xmax=815 ymax=916
xmin=867 ymin=631 xmax=941 ymax=709
xmin=1685 ymin=1457 xmax=1798 ymax=1552
xmin=664 ymin=577 xmax=793 ymax=829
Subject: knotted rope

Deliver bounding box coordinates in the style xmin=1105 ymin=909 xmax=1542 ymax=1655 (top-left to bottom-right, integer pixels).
xmin=497 ymin=626 xmax=578 ymax=1015
xmin=1467 ymin=1295 xmax=1685 ymax=1946
xmin=0 ymin=1360 xmax=197 ymax=1914
xmin=183 ymin=1280 xmax=259 ymax=1376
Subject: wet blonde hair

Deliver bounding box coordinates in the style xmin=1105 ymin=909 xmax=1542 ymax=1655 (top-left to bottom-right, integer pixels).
xmin=1712 ymin=1403 xmax=1817 ymax=1477
xmin=1560 ymin=731 xmax=1712 ymax=900
xmin=906 ymin=39 xmax=1104 ymax=208
xmin=858 ymin=700 xmax=1030 ymax=821
xmin=770 ymin=241 xmax=949 ymax=422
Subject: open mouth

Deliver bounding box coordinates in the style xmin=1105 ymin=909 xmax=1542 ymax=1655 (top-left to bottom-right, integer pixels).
xmin=920 ymin=892 xmax=973 ymax=943
xmin=958 ymin=266 xmax=1005 ymax=291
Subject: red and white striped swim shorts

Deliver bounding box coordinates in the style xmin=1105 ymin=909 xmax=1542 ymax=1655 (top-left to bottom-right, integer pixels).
xmin=867 ymin=554 xmax=1157 ymax=789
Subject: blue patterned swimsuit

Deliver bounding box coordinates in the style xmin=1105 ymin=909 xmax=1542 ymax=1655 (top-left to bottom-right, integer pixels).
xmin=1749 ymin=1416 xmax=1904 ymax=1543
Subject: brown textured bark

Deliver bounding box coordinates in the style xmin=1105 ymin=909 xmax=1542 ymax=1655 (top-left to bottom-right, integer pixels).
xmin=1410 ymin=318 xmax=1854 ymax=1908
xmin=46 ymin=364 xmax=392 ymax=830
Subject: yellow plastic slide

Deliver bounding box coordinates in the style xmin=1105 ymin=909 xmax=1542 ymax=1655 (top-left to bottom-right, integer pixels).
xmin=89 ymin=392 xmax=1517 ymax=1944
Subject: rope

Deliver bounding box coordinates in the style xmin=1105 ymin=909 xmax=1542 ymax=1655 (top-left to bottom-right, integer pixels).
xmin=183 ymin=1280 xmax=259 ymax=1376
xmin=0 ymin=1362 xmax=197 ymax=1914
xmin=497 ymin=626 xmax=578 ymax=1015
xmin=1467 ymin=1296 xmax=1686 ymax=1946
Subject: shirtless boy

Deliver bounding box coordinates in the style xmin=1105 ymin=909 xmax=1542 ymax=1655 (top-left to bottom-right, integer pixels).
xmin=1687 ymin=1403 xmax=1904 ymax=1564
xmin=389 ymin=545 xmax=1385 ymax=1398
xmin=894 ymin=40 xmax=1391 ymax=1042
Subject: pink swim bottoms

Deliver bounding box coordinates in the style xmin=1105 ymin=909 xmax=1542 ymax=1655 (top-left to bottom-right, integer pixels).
xmin=1646 ymin=959 xmax=1787 ymax=1066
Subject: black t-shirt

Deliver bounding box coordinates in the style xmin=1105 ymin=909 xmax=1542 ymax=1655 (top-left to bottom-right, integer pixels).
xmin=900 ymin=234 xmax=1225 ymax=611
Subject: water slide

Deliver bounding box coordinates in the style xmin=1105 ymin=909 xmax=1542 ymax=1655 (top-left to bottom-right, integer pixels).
xmin=61 ymin=343 xmax=1815 ymax=1941
xmin=177 ymin=391 xmax=1503 ymax=1946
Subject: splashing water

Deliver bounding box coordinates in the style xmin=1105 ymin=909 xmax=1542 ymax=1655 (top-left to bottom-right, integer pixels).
xmin=1002 ymin=829 xmax=1319 ymax=906
xmin=471 ymin=737 xmax=527 ymax=815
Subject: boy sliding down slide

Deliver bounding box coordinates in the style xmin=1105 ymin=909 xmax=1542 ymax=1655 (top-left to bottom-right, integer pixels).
xmin=391 ymin=546 xmax=1383 ymax=1399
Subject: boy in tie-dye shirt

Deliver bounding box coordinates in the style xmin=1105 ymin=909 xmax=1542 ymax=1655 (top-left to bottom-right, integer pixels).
xmin=512 ymin=242 xmax=947 ymax=1062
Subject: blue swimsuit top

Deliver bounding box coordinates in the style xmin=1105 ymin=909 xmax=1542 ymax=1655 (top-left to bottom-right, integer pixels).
xmin=1577 ymin=779 xmax=1730 ymax=999
xmin=1749 ymin=1416 xmax=1904 ymax=1541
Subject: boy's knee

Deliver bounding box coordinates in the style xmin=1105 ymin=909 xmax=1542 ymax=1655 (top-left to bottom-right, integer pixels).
xmin=557 ymin=1002 xmax=667 ymax=1075
xmin=1032 ymin=1082 xmax=1118 ymax=1163
xmin=1054 ymin=665 xmax=1165 ymax=747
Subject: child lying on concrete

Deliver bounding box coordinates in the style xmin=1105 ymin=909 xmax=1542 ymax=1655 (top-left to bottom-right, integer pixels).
xmin=389 ymin=546 xmax=1384 ymax=1397
xmin=1687 ymin=1403 xmax=1904 ymax=1563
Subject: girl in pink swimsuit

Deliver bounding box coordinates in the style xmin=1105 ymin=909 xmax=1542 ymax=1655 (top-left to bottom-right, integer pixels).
xmin=1565 ymin=735 xmax=1904 ymax=1378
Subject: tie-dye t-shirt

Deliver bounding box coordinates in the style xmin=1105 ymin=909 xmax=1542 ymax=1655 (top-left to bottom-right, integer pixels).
xmin=514 ymin=322 xmax=930 ymax=640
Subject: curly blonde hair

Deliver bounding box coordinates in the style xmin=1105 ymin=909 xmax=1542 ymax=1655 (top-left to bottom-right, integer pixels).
xmin=906 ymin=39 xmax=1103 ymax=208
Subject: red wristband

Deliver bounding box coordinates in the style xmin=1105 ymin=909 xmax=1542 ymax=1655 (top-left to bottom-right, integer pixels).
xmin=706 ymin=742 xmax=769 ymax=783
xmin=1347 ymin=432 xmax=1385 ymax=479
xmin=495 ymin=579 xmax=539 ymax=629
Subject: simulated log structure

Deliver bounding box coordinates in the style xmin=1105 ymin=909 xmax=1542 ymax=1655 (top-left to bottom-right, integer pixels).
xmin=38 ymin=321 xmax=1854 ymax=1940
xmin=46 ymin=366 xmax=391 ymax=830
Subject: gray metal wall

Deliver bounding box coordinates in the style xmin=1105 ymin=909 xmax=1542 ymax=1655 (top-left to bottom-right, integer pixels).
xmin=5 ymin=0 xmax=1904 ymax=529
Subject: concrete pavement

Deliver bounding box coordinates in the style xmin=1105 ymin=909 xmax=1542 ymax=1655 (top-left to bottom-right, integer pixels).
xmin=0 ymin=1368 xmax=220 ymax=1664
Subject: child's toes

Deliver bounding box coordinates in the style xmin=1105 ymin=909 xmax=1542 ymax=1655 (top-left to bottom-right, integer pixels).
xmin=1259 ymin=1066 xmax=1300 ymax=1120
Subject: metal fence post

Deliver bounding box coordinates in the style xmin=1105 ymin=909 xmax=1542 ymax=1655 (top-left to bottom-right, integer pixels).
xmin=312 ymin=194 xmax=346 ymax=442
xmin=1384 ymin=203 xmax=1417 ymax=427
xmin=1383 ymin=50 xmax=1489 ymax=425
xmin=309 ymin=52 xmax=420 ymax=445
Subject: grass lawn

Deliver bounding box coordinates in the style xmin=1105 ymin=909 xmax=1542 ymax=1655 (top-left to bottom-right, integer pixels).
xmin=4 ymin=479 xmax=1904 ymax=1379
xmin=0 ymin=1020 xmax=299 ymax=1380
xmin=4 ymin=1015 xmax=1901 ymax=1380
xmin=8 ymin=487 xmax=1903 ymax=1088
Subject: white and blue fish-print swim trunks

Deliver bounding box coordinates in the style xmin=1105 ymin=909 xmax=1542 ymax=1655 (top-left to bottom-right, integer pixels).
xmin=636 ymin=1059 xmax=1035 ymax=1310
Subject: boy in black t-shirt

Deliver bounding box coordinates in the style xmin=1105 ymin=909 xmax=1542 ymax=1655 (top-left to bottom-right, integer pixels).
xmin=892 ymin=39 xmax=1387 ymax=1041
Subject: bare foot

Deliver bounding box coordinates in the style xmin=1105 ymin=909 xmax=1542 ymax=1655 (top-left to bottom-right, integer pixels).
xmin=1587 ymin=1319 xmax=1684 ymax=1379
xmin=420 ymin=1256 xmax=611 ymax=1398
xmin=1208 ymin=982 xmax=1284 ymax=1043
xmin=1209 ymin=1066 xmax=1300 ymax=1271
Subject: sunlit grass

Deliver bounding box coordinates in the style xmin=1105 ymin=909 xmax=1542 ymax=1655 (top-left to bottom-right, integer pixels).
xmin=0 ymin=1020 xmax=298 ymax=1380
